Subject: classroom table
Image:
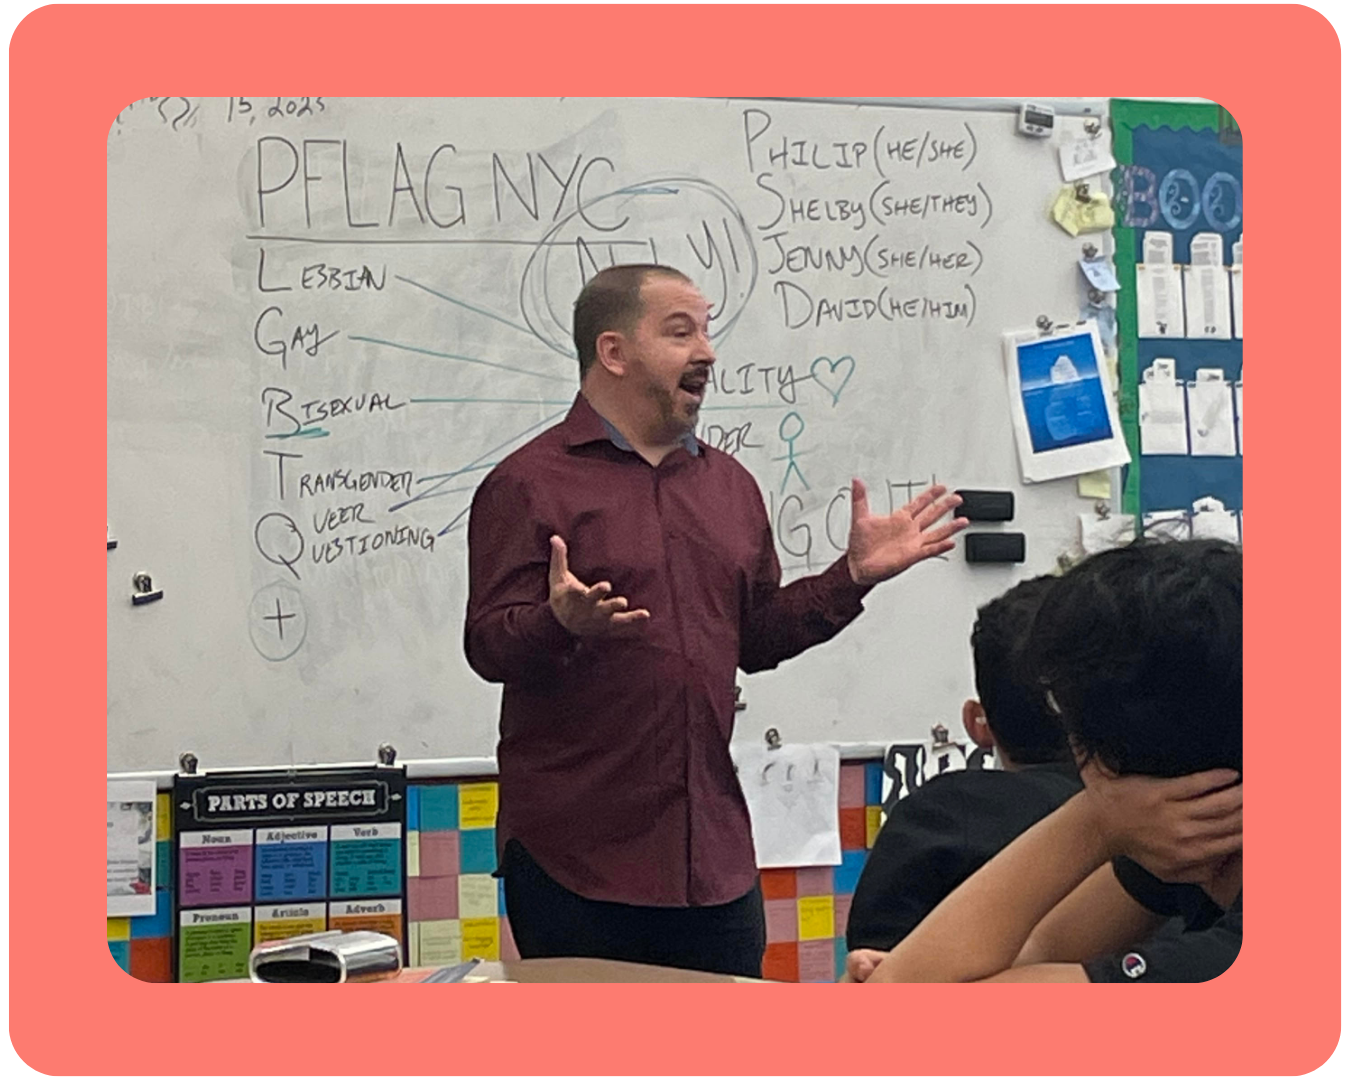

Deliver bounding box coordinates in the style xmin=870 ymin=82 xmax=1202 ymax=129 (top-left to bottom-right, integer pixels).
xmin=386 ymin=957 xmax=767 ymax=983
xmin=223 ymin=958 xmax=765 ymax=983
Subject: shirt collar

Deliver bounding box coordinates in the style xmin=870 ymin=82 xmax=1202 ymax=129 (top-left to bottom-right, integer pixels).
xmin=562 ymin=393 xmax=701 ymax=457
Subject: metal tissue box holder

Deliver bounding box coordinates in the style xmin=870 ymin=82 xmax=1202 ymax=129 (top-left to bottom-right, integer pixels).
xmin=249 ymin=930 xmax=403 ymax=983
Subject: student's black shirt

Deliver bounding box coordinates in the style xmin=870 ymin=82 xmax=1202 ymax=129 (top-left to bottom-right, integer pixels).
xmin=846 ymin=761 xmax=1082 ymax=951
xmin=1084 ymin=858 xmax=1241 ymax=982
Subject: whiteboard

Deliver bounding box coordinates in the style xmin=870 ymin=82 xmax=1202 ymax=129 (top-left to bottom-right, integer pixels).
xmin=108 ymin=97 xmax=1106 ymax=772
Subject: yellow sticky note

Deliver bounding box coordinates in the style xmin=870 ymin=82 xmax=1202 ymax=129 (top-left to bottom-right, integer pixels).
xmin=797 ymin=896 xmax=834 ymax=941
xmin=1051 ymin=187 xmax=1115 ymax=237
xmin=459 ymin=783 xmax=499 ymax=829
xmin=461 ymin=917 xmax=501 ymax=961
xmin=156 ymin=792 xmax=172 ymax=840
xmin=406 ymin=831 xmax=421 ymax=878
xmin=1079 ymin=192 xmax=1115 ymax=233
xmin=418 ymin=919 xmax=463 ymax=965
xmin=107 ymin=918 xmax=131 ymax=941
xmin=407 ymin=922 xmax=420 ymax=968
xmin=1077 ymin=471 xmax=1112 ymax=499
xmin=1051 ymin=186 xmax=1081 ymax=236
xmin=865 ymin=806 xmax=883 ymax=849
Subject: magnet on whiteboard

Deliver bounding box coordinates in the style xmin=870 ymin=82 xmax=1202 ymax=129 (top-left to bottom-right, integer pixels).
xmin=132 ymin=571 xmax=163 ymax=605
xmin=107 ymin=524 xmax=118 ymax=550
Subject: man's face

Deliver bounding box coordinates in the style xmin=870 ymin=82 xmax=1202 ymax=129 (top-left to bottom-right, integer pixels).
xmin=621 ymin=275 xmax=716 ymax=438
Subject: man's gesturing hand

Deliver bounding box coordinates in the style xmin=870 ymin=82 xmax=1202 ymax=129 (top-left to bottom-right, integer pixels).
xmin=548 ymin=535 xmax=651 ymax=638
xmin=846 ymin=480 xmax=968 ymax=586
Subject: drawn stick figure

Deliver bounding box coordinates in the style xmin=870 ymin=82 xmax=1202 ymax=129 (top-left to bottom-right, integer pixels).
xmin=772 ymin=411 xmax=810 ymax=495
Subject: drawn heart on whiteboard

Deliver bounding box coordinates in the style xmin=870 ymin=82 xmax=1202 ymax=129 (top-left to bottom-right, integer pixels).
xmin=810 ymin=355 xmax=855 ymax=406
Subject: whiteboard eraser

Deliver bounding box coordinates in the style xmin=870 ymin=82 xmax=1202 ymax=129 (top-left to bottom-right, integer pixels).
xmin=1017 ymin=103 xmax=1055 ymax=137
xmin=965 ymin=533 xmax=1026 ymax=563
xmin=953 ymin=490 xmax=1015 ymax=522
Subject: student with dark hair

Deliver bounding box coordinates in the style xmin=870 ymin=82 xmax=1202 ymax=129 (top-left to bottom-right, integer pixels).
xmin=846 ymin=575 xmax=1081 ymax=953
xmin=849 ymin=539 xmax=1243 ymax=983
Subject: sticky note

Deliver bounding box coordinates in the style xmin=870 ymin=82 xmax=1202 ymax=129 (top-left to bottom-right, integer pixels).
xmin=178 ymin=907 xmax=252 ymax=983
xmin=458 ymin=783 xmax=499 ymax=829
xmin=458 ymin=874 xmax=498 ymax=919
xmin=833 ymin=850 xmax=868 ymax=895
xmin=459 ymin=827 xmax=497 ymax=874
xmin=107 ymin=918 xmax=131 ymax=941
xmin=419 ymin=830 xmax=460 ymax=877
xmin=797 ymin=866 xmax=833 ymax=897
xmin=329 ymin=823 xmax=402 ymax=896
xmin=764 ymin=898 xmax=799 ymax=943
xmin=407 ymin=922 xmax=421 ymax=967
xmin=405 ymin=785 xmax=420 ymax=831
xmin=156 ymin=840 xmax=171 ymax=888
xmin=1076 ymin=470 xmax=1112 ymax=499
xmin=797 ymin=896 xmax=835 ymax=941
xmin=254 ymin=902 xmax=326 ymax=945
xmin=129 ymin=937 xmax=173 ymax=983
xmin=406 ymin=831 xmax=421 ymax=878
xmin=409 ymin=875 xmax=457 ymax=921
xmin=461 ymin=916 xmax=501 ymax=961
xmin=865 ymin=806 xmax=883 ymax=848
xmin=418 ymin=919 xmax=463 ymax=965
xmin=863 ymin=763 xmax=883 ymax=805
xmin=155 ymin=792 xmax=172 ymax=840
xmin=419 ymin=785 xmax=459 ymax=831
xmin=797 ymin=938 xmax=837 ymax=982
xmin=109 ymin=939 xmax=131 ymax=974
xmin=838 ymin=765 xmax=866 ymax=809
xmin=130 ymin=887 xmax=173 ymax=939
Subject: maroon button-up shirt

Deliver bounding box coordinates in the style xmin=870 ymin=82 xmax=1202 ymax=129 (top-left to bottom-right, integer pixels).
xmin=465 ymin=394 xmax=871 ymax=907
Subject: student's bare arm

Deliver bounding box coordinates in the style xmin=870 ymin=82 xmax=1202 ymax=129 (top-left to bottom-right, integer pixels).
xmin=1015 ymin=863 xmax=1166 ymax=966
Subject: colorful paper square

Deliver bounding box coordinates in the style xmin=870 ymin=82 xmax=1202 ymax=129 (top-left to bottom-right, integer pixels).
xmin=419 ymin=830 xmax=461 ymax=877
xmin=833 ymin=849 xmax=867 ymax=895
xmin=797 ymin=896 xmax=834 ymax=941
xmin=839 ymin=764 xmax=866 ymax=808
xmin=329 ymin=823 xmax=401 ymax=896
xmin=405 ymin=785 xmax=420 ymax=830
xmin=156 ymin=839 xmax=171 ymax=888
xmin=834 ymin=894 xmax=853 ymax=934
xmin=865 ymin=805 xmax=883 ymax=848
xmin=408 ymin=875 xmax=458 ymax=922
xmin=458 ymin=783 xmax=499 ymax=829
xmin=406 ymin=830 xmax=421 ymax=878
xmin=459 ymin=827 xmax=497 ymax=874
xmin=419 ymin=785 xmax=459 ymax=831
xmin=406 ymin=921 xmax=421 ymax=967
xmin=108 ymin=939 xmax=131 ymax=974
xmin=761 ymin=941 xmax=798 ymax=982
xmin=107 ymin=918 xmax=130 ymax=941
xmin=764 ymin=898 xmax=799 ymax=943
xmin=155 ymin=792 xmax=172 ymax=841
xmin=864 ymin=761 xmax=883 ymax=805
xmin=130 ymin=937 xmax=173 ymax=983
xmin=796 ymin=866 xmax=833 ymax=897
xmin=500 ymin=917 xmax=520 ymax=962
xmin=130 ymin=887 xmax=173 ymax=939
xmin=839 ymin=806 xmax=867 ymax=850
xmin=461 ymin=916 xmax=501 ymax=961
xmin=457 ymin=874 xmax=497 ymax=919
xmin=498 ymin=877 xmax=507 ymax=916
xmin=417 ymin=918 xmax=463 ymax=965
xmin=760 ymin=868 xmax=796 ymax=900
xmin=835 ymin=936 xmax=850 ymax=979
xmin=798 ymin=938 xmax=836 ymax=982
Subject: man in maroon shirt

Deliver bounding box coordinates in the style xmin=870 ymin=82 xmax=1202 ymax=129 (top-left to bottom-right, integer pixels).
xmin=465 ymin=264 xmax=967 ymax=977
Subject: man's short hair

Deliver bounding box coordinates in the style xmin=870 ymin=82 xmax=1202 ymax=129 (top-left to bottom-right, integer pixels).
xmin=572 ymin=264 xmax=692 ymax=378
xmin=971 ymin=575 xmax=1069 ymax=765
xmin=1026 ymin=539 xmax=1242 ymax=777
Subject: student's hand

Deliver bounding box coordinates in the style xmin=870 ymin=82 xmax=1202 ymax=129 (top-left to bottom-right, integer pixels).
xmin=1079 ymin=760 xmax=1242 ymax=883
xmin=842 ymin=948 xmax=889 ymax=982
xmin=548 ymin=535 xmax=651 ymax=637
xmin=846 ymin=481 xmax=968 ymax=585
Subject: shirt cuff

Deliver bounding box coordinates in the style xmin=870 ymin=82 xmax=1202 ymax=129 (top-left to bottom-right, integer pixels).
xmin=823 ymin=554 xmax=874 ymax=606
xmin=520 ymin=600 xmax=578 ymax=653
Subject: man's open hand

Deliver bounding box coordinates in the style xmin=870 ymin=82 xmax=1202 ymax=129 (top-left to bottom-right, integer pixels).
xmin=548 ymin=535 xmax=651 ymax=637
xmin=846 ymin=481 xmax=968 ymax=586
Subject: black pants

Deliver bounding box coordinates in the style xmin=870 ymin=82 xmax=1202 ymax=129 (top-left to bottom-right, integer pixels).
xmin=500 ymin=840 xmax=766 ymax=978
